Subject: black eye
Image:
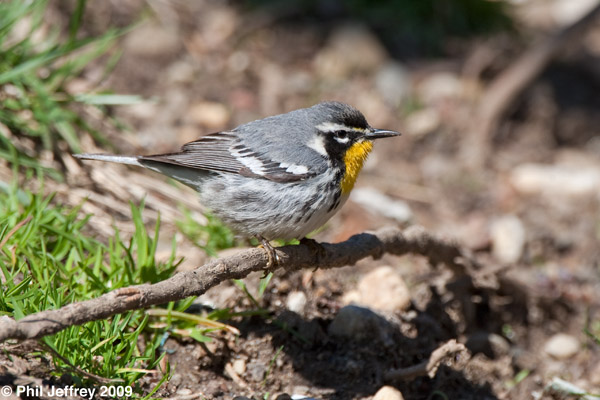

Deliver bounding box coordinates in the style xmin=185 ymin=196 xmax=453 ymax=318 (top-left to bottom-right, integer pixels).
xmin=335 ymin=130 xmax=348 ymax=139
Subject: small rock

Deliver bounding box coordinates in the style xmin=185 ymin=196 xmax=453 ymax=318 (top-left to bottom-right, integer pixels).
xmin=552 ymin=0 xmax=599 ymax=26
xmin=328 ymin=305 xmax=394 ymax=345
xmin=187 ymin=101 xmax=230 ymax=129
xmin=418 ymin=72 xmax=462 ymax=104
xmin=228 ymin=51 xmax=251 ymax=73
xmin=454 ymin=213 xmax=491 ymax=251
xmin=122 ymin=101 xmax=158 ymax=120
xmin=373 ymin=385 xmax=405 ymax=400
xmin=246 ymin=360 xmax=266 ymax=382
xmin=195 ymin=284 xmax=238 ymax=310
xmin=292 ymin=386 xmax=310 ymax=396
xmin=341 ymin=289 xmax=361 ymax=305
xmin=169 ymin=373 xmax=182 ymax=387
xmin=404 ymin=108 xmax=440 ymax=137
xmin=124 ymin=21 xmax=180 ymax=57
xmin=510 ymin=162 xmax=600 ymax=197
xmin=590 ymin=362 xmax=600 ymax=386
xmin=356 ymin=266 xmax=411 ymax=312
xmin=352 ymin=187 xmax=412 ymax=223
xmin=167 ymin=60 xmax=195 ymax=84
xmin=199 ymin=7 xmax=238 ymax=50
xmin=176 ymin=388 xmax=192 ymax=396
xmin=232 ymin=359 xmax=246 ymax=375
xmin=490 ymin=215 xmax=526 ymax=264
xmin=375 ymin=62 xmax=411 ymax=106
xmin=314 ymin=24 xmax=387 ymax=79
xmin=286 ymin=291 xmax=308 ymax=315
xmin=290 ymin=395 xmax=317 ymax=400
xmin=277 ymin=311 xmax=326 ymax=344
xmin=544 ymin=333 xmax=580 ymax=359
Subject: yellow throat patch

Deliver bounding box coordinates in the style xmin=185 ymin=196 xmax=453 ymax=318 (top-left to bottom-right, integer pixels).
xmin=340 ymin=140 xmax=373 ymax=194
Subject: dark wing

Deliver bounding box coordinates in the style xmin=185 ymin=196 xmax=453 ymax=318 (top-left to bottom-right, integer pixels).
xmin=141 ymin=132 xmax=243 ymax=174
xmin=139 ymin=131 xmax=317 ymax=182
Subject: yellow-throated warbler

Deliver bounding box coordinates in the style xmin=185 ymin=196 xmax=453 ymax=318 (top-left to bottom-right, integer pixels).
xmin=75 ymin=102 xmax=400 ymax=264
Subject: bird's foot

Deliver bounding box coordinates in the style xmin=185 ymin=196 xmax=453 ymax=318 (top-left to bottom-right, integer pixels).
xmin=256 ymin=235 xmax=280 ymax=276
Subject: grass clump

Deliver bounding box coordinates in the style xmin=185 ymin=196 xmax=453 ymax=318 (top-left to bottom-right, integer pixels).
xmin=176 ymin=206 xmax=236 ymax=257
xmin=0 ymin=180 xmax=232 ymax=393
xmin=0 ymin=0 xmax=137 ymax=179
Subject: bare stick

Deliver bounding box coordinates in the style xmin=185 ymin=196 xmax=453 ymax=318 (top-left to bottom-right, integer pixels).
xmin=466 ymin=3 xmax=600 ymax=168
xmin=384 ymin=339 xmax=470 ymax=381
xmin=0 ymin=226 xmax=479 ymax=342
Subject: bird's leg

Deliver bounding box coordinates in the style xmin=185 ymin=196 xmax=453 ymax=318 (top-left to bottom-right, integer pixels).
xmin=256 ymin=235 xmax=280 ymax=271
xmin=300 ymin=237 xmax=326 ymax=270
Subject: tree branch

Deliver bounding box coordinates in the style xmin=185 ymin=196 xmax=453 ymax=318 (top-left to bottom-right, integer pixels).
xmin=0 ymin=226 xmax=481 ymax=342
xmin=384 ymin=339 xmax=470 ymax=381
xmin=464 ymin=3 xmax=600 ymax=168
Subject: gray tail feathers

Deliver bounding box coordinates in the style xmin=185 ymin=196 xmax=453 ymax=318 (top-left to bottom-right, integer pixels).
xmin=73 ymin=153 xmax=142 ymax=167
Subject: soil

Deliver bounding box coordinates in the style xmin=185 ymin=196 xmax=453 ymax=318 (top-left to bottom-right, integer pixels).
xmin=2 ymin=1 xmax=600 ymax=399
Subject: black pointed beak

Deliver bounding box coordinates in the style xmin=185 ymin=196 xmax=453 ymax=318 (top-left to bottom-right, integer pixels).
xmin=366 ymin=128 xmax=401 ymax=139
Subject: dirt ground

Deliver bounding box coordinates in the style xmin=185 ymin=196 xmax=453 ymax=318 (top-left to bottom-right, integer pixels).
xmin=4 ymin=0 xmax=600 ymax=399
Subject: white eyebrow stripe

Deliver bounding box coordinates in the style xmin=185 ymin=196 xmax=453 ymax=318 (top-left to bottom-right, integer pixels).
xmin=315 ymin=122 xmax=369 ymax=133
xmin=315 ymin=122 xmax=348 ymax=132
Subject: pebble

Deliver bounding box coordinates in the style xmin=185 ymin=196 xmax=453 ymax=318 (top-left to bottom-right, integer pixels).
xmin=232 ymin=359 xmax=246 ymax=375
xmin=124 ymin=21 xmax=180 ymax=57
xmin=590 ymin=362 xmax=600 ymax=386
xmin=286 ymin=291 xmax=308 ymax=315
xmin=375 ymin=62 xmax=411 ymax=106
xmin=169 ymin=373 xmax=182 ymax=387
xmin=552 ymin=0 xmax=599 ymax=26
xmin=454 ymin=213 xmax=491 ymax=251
xmin=465 ymin=332 xmax=511 ymax=358
xmin=167 ymin=60 xmax=196 ymax=84
xmin=278 ymin=310 xmax=325 ymax=344
xmin=355 ymin=266 xmax=411 ymax=312
xmin=352 ymin=188 xmax=413 ymax=223
xmin=122 ymin=101 xmax=158 ymax=120
xmin=314 ymin=24 xmax=387 ymax=79
xmin=291 ymin=386 xmax=310 ymax=396
xmin=246 ymin=360 xmax=266 ymax=382
xmin=176 ymin=388 xmax=192 ymax=396
xmin=544 ymin=333 xmax=580 ymax=359
xmin=199 ymin=7 xmax=238 ymax=50
xmin=328 ymin=305 xmax=393 ymax=345
xmin=418 ymin=72 xmax=462 ymax=104
xmin=373 ymin=386 xmax=405 ymax=400
xmin=510 ymin=162 xmax=600 ymax=197
xmin=490 ymin=215 xmax=526 ymax=264
xmin=187 ymin=101 xmax=230 ymax=129
xmin=404 ymin=108 xmax=440 ymax=137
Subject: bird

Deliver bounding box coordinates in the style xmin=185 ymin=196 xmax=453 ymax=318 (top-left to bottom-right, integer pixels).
xmin=74 ymin=101 xmax=400 ymax=266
